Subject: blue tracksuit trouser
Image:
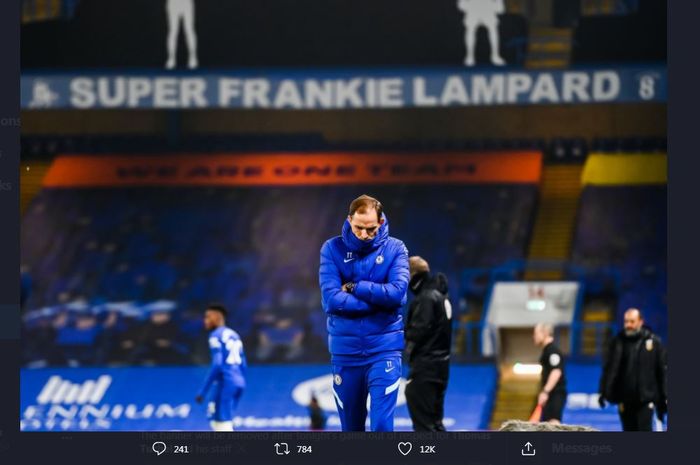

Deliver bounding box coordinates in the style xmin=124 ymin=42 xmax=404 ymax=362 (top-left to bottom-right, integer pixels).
xmin=331 ymin=355 xmax=402 ymax=431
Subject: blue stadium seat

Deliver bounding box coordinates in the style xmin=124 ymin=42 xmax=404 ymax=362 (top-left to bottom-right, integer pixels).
xmin=21 ymin=183 xmax=539 ymax=365
xmin=571 ymin=185 xmax=667 ymax=339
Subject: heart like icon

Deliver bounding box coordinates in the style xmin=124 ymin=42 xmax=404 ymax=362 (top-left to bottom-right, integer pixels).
xmin=397 ymin=442 xmax=413 ymax=456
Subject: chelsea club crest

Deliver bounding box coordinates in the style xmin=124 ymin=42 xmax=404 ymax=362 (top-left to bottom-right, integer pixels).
xmin=375 ymin=255 xmax=384 ymax=265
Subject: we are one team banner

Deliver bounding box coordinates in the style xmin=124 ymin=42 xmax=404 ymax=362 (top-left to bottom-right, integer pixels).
xmin=22 ymin=66 xmax=666 ymax=110
xmin=42 ymin=152 xmax=543 ymax=187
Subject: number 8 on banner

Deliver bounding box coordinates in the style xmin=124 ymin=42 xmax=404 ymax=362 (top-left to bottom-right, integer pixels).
xmin=638 ymin=74 xmax=657 ymax=100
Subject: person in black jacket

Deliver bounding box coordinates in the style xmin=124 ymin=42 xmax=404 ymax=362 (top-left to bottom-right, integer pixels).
xmin=404 ymin=256 xmax=453 ymax=431
xmin=598 ymin=308 xmax=668 ymax=431
xmin=533 ymin=323 xmax=567 ymax=423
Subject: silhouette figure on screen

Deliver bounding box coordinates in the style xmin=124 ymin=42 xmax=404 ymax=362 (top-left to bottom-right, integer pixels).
xmin=165 ymin=0 xmax=199 ymax=69
xmin=457 ymin=0 xmax=506 ymax=67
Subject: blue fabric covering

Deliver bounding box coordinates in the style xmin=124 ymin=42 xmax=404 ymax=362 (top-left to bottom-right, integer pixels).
xmin=319 ymin=214 xmax=409 ymax=364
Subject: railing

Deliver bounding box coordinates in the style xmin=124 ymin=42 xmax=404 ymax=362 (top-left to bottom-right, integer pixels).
xmin=454 ymin=320 xmax=616 ymax=360
xmin=460 ymin=259 xmax=622 ymax=296
xmin=581 ymin=0 xmax=639 ymax=16
xmin=453 ymin=320 xmax=495 ymax=359
xmin=560 ymin=321 xmax=618 ymax=361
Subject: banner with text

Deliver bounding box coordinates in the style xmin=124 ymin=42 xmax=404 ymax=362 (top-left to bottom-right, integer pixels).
xmin=22 ymin=67 xmax=666 ymax=110
xmin=20 ymin=365 xmax=497 ymax=431
xmin=42 ymin=152 xmax=543 ymax=187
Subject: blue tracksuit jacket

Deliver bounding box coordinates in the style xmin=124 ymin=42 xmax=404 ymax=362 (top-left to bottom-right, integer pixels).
xmin=319 ymin=213 xmax=409 ymax=363
xmin=319 ymin=213 xmax=409 ymax=431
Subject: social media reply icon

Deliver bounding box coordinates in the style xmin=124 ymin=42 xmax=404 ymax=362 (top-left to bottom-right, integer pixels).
xmin=152 ymin=441 xmax=167 ymax=456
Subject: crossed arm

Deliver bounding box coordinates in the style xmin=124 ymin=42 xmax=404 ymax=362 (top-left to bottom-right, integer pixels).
xmin=319 ymin=242 xmax=409 ymax=315
xmin=320 ymin=243 xmax=376 ymax=315
xmin=353 ymin=247 xmax=409 ymax=308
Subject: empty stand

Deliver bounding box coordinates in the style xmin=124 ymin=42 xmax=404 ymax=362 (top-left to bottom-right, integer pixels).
xmin=21 ymin=182 xmax=538 ymax=365
xmin=570 ymin=185 xmax=667 ymax=339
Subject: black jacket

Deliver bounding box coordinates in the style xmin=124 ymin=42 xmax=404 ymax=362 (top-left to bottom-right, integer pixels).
xmin=599 ymin=326 xmax=667 ymax=406
xmin=405 ymin=272 xmax=452 ymax=365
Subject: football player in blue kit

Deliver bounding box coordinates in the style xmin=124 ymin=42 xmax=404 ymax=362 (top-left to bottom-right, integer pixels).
xmin=195 ymin=304 xmax=246 ymax=431
xmin=319 ymin=195 xmax=410 ymax=431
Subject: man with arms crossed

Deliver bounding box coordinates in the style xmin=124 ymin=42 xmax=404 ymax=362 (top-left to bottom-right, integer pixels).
xmin=319 ymin=195 xmax=409 ymax=431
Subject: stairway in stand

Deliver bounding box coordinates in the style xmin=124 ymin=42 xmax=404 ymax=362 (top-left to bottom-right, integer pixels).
xmin=525 ymin=27 xmax=572 ymax=69
xmin=489 ymin=364 xmax=540 ymax=430
xmin=525 ymin=165 xmax=584 ymax=280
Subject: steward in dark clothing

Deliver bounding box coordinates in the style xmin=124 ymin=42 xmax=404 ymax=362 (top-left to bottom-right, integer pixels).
xmin=599 ymin=322 xmax=667 ymax=431
xmin=404 ymin=259 xmax=453 ymax=432
xmin=308 ymin=396 xmax=327 ymax=431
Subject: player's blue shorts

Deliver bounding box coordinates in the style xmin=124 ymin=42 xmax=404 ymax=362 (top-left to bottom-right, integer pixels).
xmin=208 ymin=382 xmax=243 ymax=422
xmin=331 ymin=355 xmax=402 ymax=432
